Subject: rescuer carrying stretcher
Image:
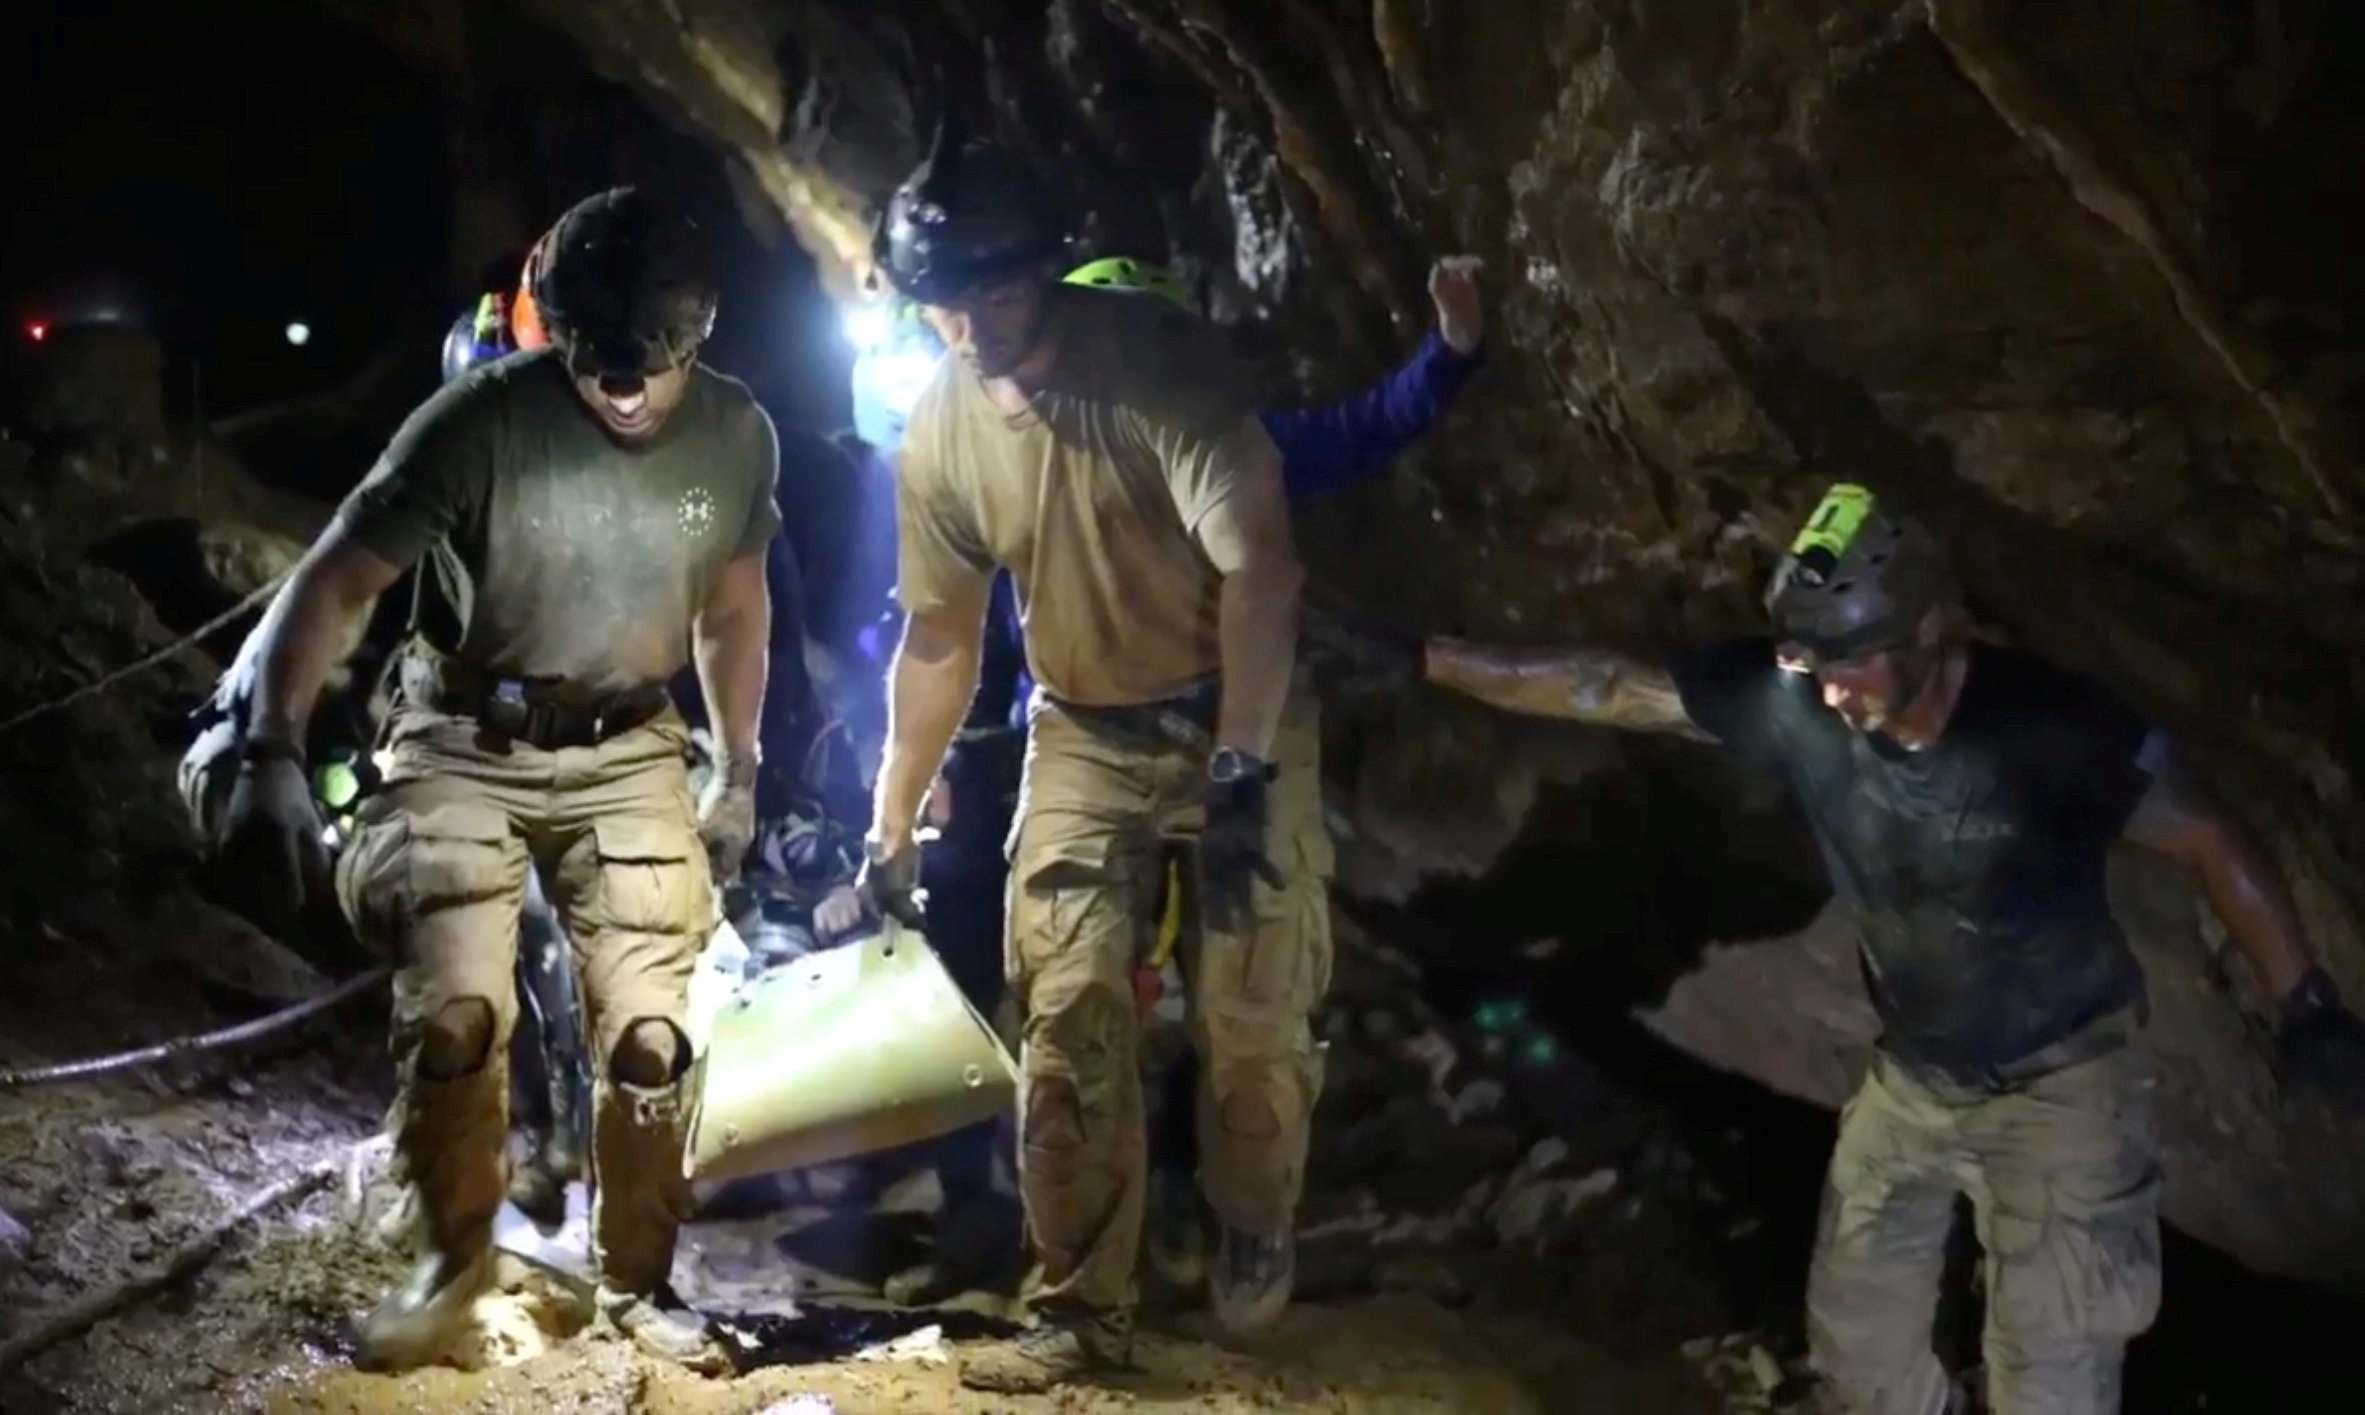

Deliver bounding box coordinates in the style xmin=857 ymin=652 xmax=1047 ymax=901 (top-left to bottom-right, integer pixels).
xmin=830 ymin=245 xmax=1490 ymax=1306
xmin=1304 ymin=482 xmax=2365 ymax=1415
xmin=201 ymin=186 xmax=776 ymax=1374
xmin=858 ymin=124 xmax=1330 ymax=1392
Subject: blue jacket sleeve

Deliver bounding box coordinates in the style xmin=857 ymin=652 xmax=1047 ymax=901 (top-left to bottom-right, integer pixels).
xmin=1261 ymin=331 xmax=1487 ymax=501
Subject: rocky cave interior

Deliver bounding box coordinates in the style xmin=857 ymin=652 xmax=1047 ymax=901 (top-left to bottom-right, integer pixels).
xmin=5 ymin=0 xmax=2365 ymax=1410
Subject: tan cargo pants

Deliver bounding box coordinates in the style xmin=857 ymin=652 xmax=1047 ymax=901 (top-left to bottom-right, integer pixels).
xmin=1005 ymin=693 xmax=1333 ymax=1317
xmin=1806 ymin=1044 xmax=2163 ymax=1415
xmin=337 ymin=705 xmax=714 ymax=1295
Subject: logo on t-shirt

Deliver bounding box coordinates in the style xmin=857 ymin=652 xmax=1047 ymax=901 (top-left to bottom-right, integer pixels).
xmin=678 ymin=487 xmax=717 ymax=534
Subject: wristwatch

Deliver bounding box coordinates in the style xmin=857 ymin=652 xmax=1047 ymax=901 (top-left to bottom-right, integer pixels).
xmin=1208 ymin=747 xmax=1276 ymax=785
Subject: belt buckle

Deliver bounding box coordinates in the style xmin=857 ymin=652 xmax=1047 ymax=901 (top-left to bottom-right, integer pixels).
xmin=487 ymin=679 xmax=530 ymax=736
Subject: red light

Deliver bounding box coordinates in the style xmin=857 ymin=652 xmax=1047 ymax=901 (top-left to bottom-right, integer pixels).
xmin=26 ymin=322 xmax=44 ymax=342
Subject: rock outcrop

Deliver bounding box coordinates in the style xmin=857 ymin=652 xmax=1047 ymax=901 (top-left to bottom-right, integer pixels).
xmin=313 ymin=0 xmax=2365 ymax=1289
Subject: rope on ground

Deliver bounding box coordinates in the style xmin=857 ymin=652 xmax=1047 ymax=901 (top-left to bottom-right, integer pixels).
xmin=0 ymin=1158 xmax=339 ymax=1373
xmin=0 ymin=966 xmax=390 ymax=1089
xmin=0 ymin=570 xmax=289 ymax=739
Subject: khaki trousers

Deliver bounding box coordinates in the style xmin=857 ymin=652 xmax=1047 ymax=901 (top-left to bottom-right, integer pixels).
xmin=337 ymin=706 xmax=713 ymax=1294
xmin=1004 ymin=694 xmax=1333 ymax=1317
xmin=1806 ymin=1045 xmax=2163 ymax=1415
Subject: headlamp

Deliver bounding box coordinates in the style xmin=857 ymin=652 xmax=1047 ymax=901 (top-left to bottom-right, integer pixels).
xmin=841 ymin=304 xmax=891 ymax=352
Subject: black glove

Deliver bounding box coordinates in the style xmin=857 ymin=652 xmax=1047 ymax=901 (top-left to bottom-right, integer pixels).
xmin=2277 ymin=967 xmax=2365 ymax=1116
xmin=213 ymin=737 xmax=331 ymax=949
xmin=1299 ymin=608 xmax=1424 ymax=699
xmin=857 ymin=837 xmax=925 ymax=929
xmin=1201 ymin=753 xmax=1285 ymax=935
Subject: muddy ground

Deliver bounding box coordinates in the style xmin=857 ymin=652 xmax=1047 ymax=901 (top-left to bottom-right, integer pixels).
xmin=0 ymin=912 xmax=1805 ymax=1415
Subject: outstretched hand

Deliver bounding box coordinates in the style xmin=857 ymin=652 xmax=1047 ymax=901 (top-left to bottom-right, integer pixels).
xmin=213 ymin=743 xmax=331 ymax=949
xmin=1430 ymin=255 xmax=1485 ymax=354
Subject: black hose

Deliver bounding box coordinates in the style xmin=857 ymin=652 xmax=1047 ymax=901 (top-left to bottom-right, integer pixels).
xmin=0 ymin=966 xmax=390 ymax=1088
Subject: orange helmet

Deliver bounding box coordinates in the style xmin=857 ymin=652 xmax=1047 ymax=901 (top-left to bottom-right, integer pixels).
xmin=511 ymin=233 xmax=551 ymax=351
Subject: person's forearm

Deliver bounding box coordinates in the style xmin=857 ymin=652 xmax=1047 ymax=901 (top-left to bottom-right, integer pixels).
xmin=695 ymin=602 xmax=770 ymax=767
xmin=1215 ymin=558 xmax=1303 ymax=760
xmin=1424 ymin=638 xmax=1710 ymax=740
xmin=2194 ymin=836 xmax=2312 ymax=1000
xmin=248 ymin=564 xmax=375 ymax=747
xmin=873 ymin=628 xmax=981 ymax=847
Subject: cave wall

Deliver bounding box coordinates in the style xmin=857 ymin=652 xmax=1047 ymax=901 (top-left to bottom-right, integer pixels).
xmin=316 ymin=0 xmax=2365 ymax=1287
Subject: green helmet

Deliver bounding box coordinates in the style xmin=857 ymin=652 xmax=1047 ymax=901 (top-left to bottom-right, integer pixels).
xmin=1763 ymin=483 xmax=1954 ymax=661
xmin=1062 ymin=256 xmax=1190 ymax=310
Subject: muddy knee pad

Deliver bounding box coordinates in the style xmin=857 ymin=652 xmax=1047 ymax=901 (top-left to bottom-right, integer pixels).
xmin=609 ymin=1017 xmax=691 ymax=1090
xmin=1192 ymin=1011 xmax=1317 ymax=1232
xmin=418 ymin=997 xmax=499 ymax=1081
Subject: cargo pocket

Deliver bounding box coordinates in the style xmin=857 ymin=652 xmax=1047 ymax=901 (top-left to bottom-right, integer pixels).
xmin=334 ymin=803 xmax=409 ymax=950
xmin=339 ymin=799 xmax=515 ymax=962
xmin=1006 ymin=819 xmax=1126 ymax=994
xmin=1984 ymin=1052 xmax=2163 ymax=1345
xmin=1199 ymin=834 xmax=1326 ymax=1020
xmin=590 ymin=815 xmax=708 ymax=939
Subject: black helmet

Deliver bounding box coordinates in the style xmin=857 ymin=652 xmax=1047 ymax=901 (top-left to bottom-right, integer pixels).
xmin=530 ymin=187 xmax=718 ymax=384
xmin=872 ymin=121 xmax=1068 ymax=304
xmin=1763 ymin=483 xmax=1954 ymax=661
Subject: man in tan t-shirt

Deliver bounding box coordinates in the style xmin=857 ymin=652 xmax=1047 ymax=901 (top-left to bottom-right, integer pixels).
xmin=204 ymin=189 xmax=772 ymax=1375
xmin=860 ymin=132 xmax=1331 ymax=1393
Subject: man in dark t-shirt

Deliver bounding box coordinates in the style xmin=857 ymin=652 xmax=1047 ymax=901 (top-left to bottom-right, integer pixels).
xmin=203 ymin=189 xmax=770 ymax=1376
xmin=1304 ymin=482 xmax=2365 ymax=1415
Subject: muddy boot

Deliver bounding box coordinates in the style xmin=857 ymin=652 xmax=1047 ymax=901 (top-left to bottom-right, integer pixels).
xmin=959 ymin=1308 xmax=1132 ymax=1393
xmin=596 ymin=1282 xmax=731 ymax=1375
xmin=1208 ymin=1225 xmax=1294 ymax=1337
xmin=361 ymin=1002 xmax=512 ymax=1371
xmin=1144 ymin=1166 xmax=1209 ymax=1288
xmin=357 ymin=1245 xmax=494 ymax=1371
xmin=592 ymin=1064 xmax=714 ymax=1365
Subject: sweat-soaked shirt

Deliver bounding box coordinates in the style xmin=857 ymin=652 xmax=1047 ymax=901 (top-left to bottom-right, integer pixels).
xmin=1669 ymin=637 xmax=2159 ymax=1082
xmin=893 ymin=285 xmax=1269 ymax=708
xmin=335 ymin=350 xmax=781 ymax=696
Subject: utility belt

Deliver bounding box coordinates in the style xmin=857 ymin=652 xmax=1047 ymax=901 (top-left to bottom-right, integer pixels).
xmin=399 ymin=648 xmax=672 ymax=751
xmin=1898 ymin=998 xmax=2149 ymax=1098
xmin=1041 ymin=676 xmax=1221 ymax=754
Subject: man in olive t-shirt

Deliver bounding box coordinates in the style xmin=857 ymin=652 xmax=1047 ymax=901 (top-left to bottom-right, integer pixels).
xmin=860 ymin=135 xmax=1327 ymax=1394
xmin=205 ymin=189 xmax=774 ymax=1375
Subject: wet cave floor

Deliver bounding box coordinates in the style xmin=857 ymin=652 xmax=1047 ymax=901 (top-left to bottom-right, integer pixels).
xmin=1 ymin=847 xmax=2361 ymax=1413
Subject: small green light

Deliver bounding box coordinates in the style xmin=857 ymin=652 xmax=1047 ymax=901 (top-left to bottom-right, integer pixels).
xmin=314 ymin=760 xmax=360 ymax=810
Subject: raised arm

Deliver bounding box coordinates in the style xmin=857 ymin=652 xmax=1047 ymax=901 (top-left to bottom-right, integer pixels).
xmin=1424 ymin=637 xmax=1714 ymax=742
xmin=1261 ymin=256 xmax=1488 ymax=500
